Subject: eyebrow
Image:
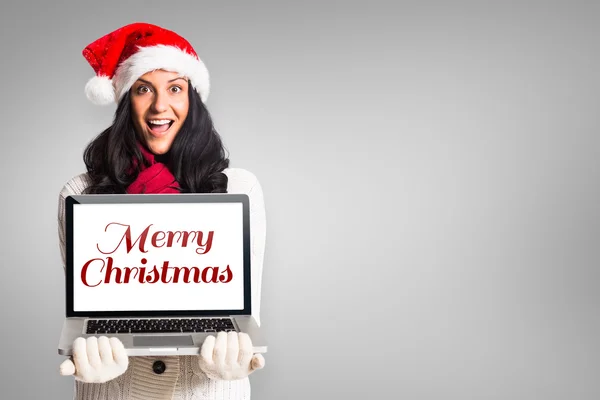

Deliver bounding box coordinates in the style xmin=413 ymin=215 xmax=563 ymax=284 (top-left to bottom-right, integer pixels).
xmin=136 ymin=77 xmax=188 ymax=85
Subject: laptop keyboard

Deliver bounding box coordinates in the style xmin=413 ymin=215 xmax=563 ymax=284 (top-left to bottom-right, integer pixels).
xmin=85 ymin=318 xmax=236 ymax=334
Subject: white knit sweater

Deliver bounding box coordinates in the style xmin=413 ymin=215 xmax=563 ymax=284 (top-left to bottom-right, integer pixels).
xmin=57 ymin=168 xmax=267 ymax=400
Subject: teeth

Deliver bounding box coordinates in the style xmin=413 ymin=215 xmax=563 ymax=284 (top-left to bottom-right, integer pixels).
xmin=148 ymin=119 xmax=172 ymax=125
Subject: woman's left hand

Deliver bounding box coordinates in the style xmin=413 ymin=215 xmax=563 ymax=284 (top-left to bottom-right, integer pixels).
xmin=198 ymin=331 xmax=265 ymax=381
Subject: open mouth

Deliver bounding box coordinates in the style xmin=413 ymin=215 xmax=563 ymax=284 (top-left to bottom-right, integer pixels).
xmin=146 ymin=119 xmax=174 ymax=135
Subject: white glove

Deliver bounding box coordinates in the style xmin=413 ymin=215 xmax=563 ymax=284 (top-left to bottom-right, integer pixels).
xmin=199 ymin=331 xmax=265 ymax=381
xmin=59 ymin=336 xmax=129 ymax=383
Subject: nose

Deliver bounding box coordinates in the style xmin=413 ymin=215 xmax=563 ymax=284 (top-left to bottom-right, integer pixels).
xmin=150 ymin=90 xmax=168 ymax=113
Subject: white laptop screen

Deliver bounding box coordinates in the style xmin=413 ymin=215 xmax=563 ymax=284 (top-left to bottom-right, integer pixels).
xmin=70 ymin=201 xmax=245 ymax=313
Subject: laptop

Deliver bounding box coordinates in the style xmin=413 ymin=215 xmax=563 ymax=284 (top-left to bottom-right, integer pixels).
xmin=58 ymin=193 xmax=267 ymax=356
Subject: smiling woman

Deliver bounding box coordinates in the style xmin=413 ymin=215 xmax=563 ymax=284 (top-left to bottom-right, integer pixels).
xmin=57 ymin=22 xmax=267 ymax=400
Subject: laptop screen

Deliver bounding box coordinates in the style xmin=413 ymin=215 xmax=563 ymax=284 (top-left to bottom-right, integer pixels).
xmin=65 ymin=194 xmax=251 ymax=317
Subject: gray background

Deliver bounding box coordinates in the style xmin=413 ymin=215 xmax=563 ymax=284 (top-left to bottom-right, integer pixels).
xmin=1 ymin=0 xmax=599 ymax=399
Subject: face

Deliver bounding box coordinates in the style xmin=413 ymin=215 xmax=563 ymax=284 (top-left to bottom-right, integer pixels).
xmin=130 ymin=69 xmax=190 ymax=155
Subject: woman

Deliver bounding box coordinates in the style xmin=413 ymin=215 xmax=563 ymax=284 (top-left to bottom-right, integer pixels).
xmin=57 ymin=23 xmax=267 ymax=400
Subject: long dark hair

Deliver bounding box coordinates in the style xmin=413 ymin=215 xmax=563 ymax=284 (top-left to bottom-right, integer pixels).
xmin=83 ymin=81 xmax=229 ymax=194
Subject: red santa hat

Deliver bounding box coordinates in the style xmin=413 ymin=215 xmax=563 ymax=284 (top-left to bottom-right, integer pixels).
xmin=82 ymin=22 xmax=210 ymax=105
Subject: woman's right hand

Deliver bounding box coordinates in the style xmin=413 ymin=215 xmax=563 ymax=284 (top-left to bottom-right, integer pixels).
xmin=59 ymin=337 xmax=129 ymax=383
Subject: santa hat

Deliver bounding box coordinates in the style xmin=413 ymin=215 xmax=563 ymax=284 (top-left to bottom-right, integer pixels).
xmin=82 ymin=22 xmax=210 ymax=105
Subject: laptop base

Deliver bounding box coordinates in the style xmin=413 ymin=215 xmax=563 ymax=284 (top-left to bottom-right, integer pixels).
xmin=58 ymin=315 xmax=267 ymax=357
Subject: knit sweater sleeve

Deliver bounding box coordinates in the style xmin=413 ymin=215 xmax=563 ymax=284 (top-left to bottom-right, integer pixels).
xmin=223 ymin=168 xmax=267 ymax=326
xmin=57 ymin=173 xmax=92 ymax=271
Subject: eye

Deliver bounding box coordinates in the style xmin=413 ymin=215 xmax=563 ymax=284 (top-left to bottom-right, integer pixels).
xmin=170 ymin=86 xmax=182 ymax=93
xmin=136 ymin=85 xmax=151 ymax=94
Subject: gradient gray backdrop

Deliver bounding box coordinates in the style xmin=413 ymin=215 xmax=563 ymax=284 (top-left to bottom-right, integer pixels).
xmin=1 ymin=1 xmax=599 ymax=399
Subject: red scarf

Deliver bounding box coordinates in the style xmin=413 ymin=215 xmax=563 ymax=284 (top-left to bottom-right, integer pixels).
xmin=126 ymin=142 xmax=180 ymax=194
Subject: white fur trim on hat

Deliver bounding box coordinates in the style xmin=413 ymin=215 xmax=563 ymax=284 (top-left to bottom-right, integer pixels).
xmin=113 ymin=45 xmax=210 ymax=103
xmin=85 ymin=75 xmax=116 ymax=106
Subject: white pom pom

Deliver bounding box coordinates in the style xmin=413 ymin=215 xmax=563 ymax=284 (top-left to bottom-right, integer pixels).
xmin=85 ymin=75 xmax=115 ymax=105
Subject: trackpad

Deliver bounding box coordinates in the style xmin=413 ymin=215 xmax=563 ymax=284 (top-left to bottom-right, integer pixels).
xmin=134 ymin=336 xmax=194 ymax=347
